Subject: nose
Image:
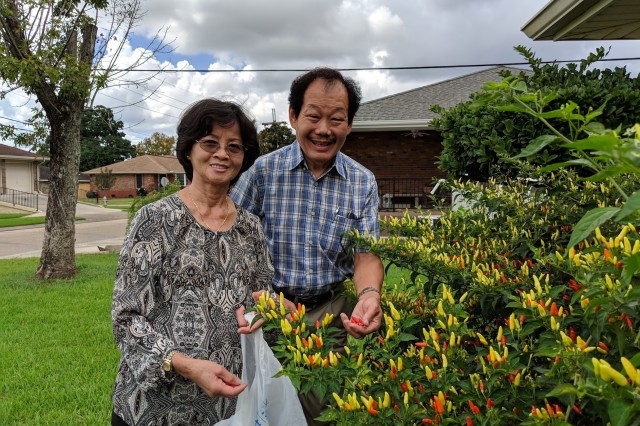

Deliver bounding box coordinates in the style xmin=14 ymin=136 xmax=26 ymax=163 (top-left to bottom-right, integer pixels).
xmin=315 ymin=118 xmax=331 ymax=135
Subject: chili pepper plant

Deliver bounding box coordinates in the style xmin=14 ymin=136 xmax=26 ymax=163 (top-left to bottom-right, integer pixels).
xmin=252 ymin=86 xmax=640 ymax=425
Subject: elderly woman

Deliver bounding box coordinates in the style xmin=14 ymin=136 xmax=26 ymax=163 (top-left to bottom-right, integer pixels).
xmin=111 ymin=99 xmax=272 ymax=425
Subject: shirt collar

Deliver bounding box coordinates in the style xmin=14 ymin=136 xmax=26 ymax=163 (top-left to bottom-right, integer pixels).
xmin=287 ymin=140 xmax=347 ymax=179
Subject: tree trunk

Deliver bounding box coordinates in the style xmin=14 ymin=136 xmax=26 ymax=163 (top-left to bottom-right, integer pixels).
xmin=35 ymin=109 xmax=82 ymax=280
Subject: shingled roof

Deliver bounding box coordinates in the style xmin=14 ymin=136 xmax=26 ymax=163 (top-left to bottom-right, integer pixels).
xmin=0 ymin=143 xmax=40 ymax=159
xmin=352 ymin=66 xmax=529 ymax=131
xmin=83 ymin=155 xmax=184 ymax=174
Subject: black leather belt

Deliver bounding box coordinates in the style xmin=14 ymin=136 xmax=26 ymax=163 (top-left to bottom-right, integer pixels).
xmin=277 ymin=286 xmax=340 ymax=311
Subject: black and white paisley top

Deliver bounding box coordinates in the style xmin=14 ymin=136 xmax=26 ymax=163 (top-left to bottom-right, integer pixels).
xmin=111 ymin=193 xmax=274 ymax=425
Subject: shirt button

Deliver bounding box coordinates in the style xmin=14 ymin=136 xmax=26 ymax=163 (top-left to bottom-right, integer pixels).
xmin=311 ymin=212 xmax=315 ymax=217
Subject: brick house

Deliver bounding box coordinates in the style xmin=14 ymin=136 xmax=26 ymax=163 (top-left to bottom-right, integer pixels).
xmin=345 ymin=66 xmax=527 ymax=209
xmin=83 ymin=155 xmax=185 ymax=198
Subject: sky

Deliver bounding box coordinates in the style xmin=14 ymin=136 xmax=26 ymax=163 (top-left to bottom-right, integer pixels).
xmin=2 ymin=0 xmax=640 ymax=147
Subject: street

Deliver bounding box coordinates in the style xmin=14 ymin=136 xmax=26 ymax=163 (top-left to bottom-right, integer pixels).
xmin=0 ymin=195 xmax=128 ymax=259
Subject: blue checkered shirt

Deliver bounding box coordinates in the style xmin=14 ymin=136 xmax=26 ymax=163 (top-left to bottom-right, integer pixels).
xmin=230 ymin=141 xmax=380 ymax=297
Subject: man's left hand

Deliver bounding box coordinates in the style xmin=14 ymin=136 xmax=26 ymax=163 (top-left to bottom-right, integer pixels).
xmin=340 ymin=293 xmax=382 ymax=338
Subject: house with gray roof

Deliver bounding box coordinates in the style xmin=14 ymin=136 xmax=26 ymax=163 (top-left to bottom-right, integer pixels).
xmin=343 ymin=66 xmax=529 ymax=209
xmin=83 ymin=155 xmax=185 ymax=198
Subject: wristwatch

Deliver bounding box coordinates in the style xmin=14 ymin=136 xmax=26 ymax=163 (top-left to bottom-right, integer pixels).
xmin=162 ymin=350 xmax=178 ymax=372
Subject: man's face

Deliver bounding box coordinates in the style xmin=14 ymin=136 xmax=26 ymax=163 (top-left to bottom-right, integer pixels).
xmin=289 ymin=78 xmax=352 ymax=177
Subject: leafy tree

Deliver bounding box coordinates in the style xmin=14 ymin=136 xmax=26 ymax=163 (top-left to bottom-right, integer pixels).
xmin=259 ymin=121 xmax=294 ymax=154
xmin=0 ymin=0 xmax=171 ymax=279
xmin=135 ymin=132 xmax=176 ymax=156
xmin=80 ymin=106 xmax=135 ymax=171
xmin=94 ymin=167 xmax=117 ymax=198
xmin=431 ymin=46 xmax=640 ymax=181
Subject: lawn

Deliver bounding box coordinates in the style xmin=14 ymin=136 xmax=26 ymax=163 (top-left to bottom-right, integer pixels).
xmin=0 ymin=254 xmax=409 ymax=425
xmin=0 ymin=214 xmax=85 ymax=228
xmin=79 ymin=197 xmax=135 ymax=211
xmin=0 ymin=254 xmax=120 ymax=426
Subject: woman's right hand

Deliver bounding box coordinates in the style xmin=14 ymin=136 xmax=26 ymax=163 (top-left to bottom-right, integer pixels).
xmin=172 ymin=353 xmax=247 ymax=397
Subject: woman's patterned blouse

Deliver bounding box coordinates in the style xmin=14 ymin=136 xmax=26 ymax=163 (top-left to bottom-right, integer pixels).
xmin=111 ymin=193 xmax=274 ymax=425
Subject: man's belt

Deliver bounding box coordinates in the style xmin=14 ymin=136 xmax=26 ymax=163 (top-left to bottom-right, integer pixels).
xmin=276 ymin=284 xmax=342 ymax=311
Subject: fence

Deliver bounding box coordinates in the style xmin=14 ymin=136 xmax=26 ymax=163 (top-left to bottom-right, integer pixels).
xmin=0 ymin=187 xmax=39 ymax=211
xmin=376 ymin=178 xmax=450 ymax=211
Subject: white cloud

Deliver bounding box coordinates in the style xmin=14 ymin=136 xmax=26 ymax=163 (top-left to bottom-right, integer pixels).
xmin=2 ymin=0 xmax=640 ymax=147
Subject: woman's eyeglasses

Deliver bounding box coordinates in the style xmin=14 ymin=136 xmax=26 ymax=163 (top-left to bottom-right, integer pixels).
xmin=196 ymin=139 xmax=246 ymax=156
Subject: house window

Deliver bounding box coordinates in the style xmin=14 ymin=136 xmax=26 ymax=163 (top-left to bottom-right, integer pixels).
xmin=177 ymin=173 xmax=187 ymax=187
xmin=135 ymin=174 xmax=143 ymax=190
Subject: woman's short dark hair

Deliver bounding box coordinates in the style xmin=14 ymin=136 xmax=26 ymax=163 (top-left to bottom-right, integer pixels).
xmin=176 ymin=98 xmax=259 ymax=185
xmin=288 ymin=67 xmax=362 ymax=125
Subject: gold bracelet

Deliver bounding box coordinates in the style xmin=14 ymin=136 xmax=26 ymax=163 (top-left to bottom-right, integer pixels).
xmin=357 ymin=286 xmax=381 ymax=299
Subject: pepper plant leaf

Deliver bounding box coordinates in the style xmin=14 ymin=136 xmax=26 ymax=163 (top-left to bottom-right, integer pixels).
xmin=567 ymin=207 xmax=620 ymax=249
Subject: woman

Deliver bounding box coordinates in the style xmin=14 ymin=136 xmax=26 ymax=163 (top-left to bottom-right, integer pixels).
xmin=111 ymin=99 xmax=272 ymax=425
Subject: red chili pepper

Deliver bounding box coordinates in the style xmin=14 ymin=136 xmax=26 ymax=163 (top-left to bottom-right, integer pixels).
xmin=394 ymin=404 xmax=399 ymax=413
xmin=434 ymin=396 xmax=445 ymax=414
xmin=550 ymin=302 xmax=559 ymax=316
xmin=390 ymin=366 xmax=396 ymax=380
xmin=377 ymin=336 xmax=385 ymax=345
xmin=400 ymin=382 xmax=408 ymax=393
xmin=572 ymin=404 xmax=581 ymax=414
xmin=519 ymin=315 xmax=526 ymax=324
xmin=469 ymin=400 xmax=480 ymax=414
xmin=367 ymin=406 xmax=378 ymax=416
xmin=479 ymin=380 xmax=485 ymax=391
xmin=466 ymin=416 xmax=473 ymax=426
xmin=315 ymin=320 xmax=321 ymax=329
xmin=422 ymin=419 xmax=433 ymax=425
xmin=616 ymin=261 xmax=623 ymax=269
xmin=301 ymin=337 xmax=309 ymax=348
xmin=501 ymin=335 xmax=507 ymax=346
xmin=351 ymin=316 xmax=365 ymax=326
xmin=415 ymin=342 xmax=428 ymax=347
xmin=487 ymin=398 xmax=494 ymax=409
xmin=569 ymin=327 xmax=576 ymax=341
xmin=598 ymin=341 xmax=609 ymax=352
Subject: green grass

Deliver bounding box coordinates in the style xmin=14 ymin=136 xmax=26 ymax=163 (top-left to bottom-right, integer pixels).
xmin=0 ymin=254 xmax=120 ymax=426
xmin=0 ymin=253 xmax=412 ymax=425
xmin=0 ymin=215 xmax=85 ymax=228
xmin=0 ymin=214 xmax=45 ymax=228
xmin=79 ymin=198 xmax=134 ymax=211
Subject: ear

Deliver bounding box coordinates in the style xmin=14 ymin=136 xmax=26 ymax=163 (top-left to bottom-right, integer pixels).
xmin=288 ymin=106 xmax=297 ymax=129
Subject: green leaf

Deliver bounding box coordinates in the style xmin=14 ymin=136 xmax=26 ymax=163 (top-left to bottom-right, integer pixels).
xmin=608 ymin=399 xmax=636 ymax=426
xmin=617 ymin=190 xmax=640 ymax=220
xmin=539 ymin=158 xmax=596 ymax=173
xmin=584 ymin=164 xmax=636 ymax=182
xmin=567 ymin=207 xmax=620 ymax=248
xmin=511 ymin=135 xmax=559 ymax=159
xmin=621 ymin=252 xmax=640 ymax=286
xmin=547 ymin=384 xmax=580 ymax=397
xmin=562 ymin=135 xmax=618 ymax=153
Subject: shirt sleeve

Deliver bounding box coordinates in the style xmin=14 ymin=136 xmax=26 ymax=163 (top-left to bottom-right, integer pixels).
xmin=247 ymin=213 xmax=275 ymax=298
xmin=355 ymin=176 xmax=381 ymax=251
xmin=111 ymin=206 xmax=175 ymax=390
xmin=230 ymin=164 xmax=262 ymax=217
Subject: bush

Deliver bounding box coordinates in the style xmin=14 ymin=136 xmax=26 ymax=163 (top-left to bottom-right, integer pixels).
xmin=86 ymin=191 xmax=97 ymax=199
xmin=127 ymin=179 xmax=181 ymax=226
xmin=253 ymin=83 xmax=640 ymax=425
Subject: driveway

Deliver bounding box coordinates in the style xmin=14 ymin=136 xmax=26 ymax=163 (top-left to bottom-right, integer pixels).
xmin=0 ymin=196 xmax=128 ymax=259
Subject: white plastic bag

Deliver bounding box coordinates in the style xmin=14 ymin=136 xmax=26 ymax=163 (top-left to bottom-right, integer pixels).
xmin=217 ymin=315 xmax=307 ymax=425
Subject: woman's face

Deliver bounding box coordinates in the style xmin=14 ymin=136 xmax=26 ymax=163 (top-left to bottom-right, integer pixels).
xmin=189 ymin=122 xmax=244 ymax=189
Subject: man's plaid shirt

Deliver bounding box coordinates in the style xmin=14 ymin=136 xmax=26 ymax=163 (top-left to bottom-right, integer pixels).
xmin=230 ymin=141 xmax=380 ymax=297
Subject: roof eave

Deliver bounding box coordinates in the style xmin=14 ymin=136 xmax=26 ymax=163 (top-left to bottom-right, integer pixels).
xmin=351 ymin=119 xmax=434 ymax=132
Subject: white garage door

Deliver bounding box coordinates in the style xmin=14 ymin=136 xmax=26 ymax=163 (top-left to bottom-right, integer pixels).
xmin=5 ymin=161 xmax=33 ymax=193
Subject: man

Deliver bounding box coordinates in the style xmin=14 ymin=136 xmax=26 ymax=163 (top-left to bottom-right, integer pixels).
xmin=230 ymin=67 xmax=384 ymax=424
